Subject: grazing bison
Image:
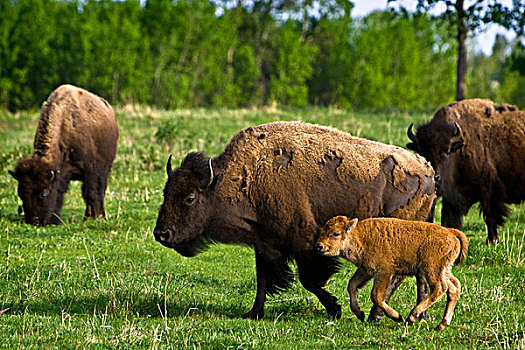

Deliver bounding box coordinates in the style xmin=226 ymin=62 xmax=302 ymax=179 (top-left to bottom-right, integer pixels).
xmin=316 ymin=216 xmax=468 ymax=330
xmin=407 ymin=99 xmax=525 ymax=243
xmin=154 ymin=121 xmax=436 ymax=319
xmin=9 ymin=84 xmax=118 ymax=226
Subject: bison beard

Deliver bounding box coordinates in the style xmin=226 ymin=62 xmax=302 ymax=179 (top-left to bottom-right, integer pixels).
xmin=154 ymin=122 xmax=436 ymax=320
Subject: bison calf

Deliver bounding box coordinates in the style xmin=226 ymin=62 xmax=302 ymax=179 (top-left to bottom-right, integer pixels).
xmin=9 ymin=84 xmax=118 ymax=226
xmin=316 ymin=216 xmax=468 ymax=330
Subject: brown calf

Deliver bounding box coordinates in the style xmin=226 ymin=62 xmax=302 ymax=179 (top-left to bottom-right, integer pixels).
xmin=315 ymin=216 xmax=468 ymax=330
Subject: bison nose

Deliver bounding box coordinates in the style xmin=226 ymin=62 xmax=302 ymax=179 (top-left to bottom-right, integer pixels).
xmin=315 ymin=243 xmax=324 ymax=251
xmin=154 ymin=229 xmax=173 ymax=243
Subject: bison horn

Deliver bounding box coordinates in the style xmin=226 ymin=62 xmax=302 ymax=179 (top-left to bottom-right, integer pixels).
xmin=166 ymin=155 xmax=174 ymax=176
xmin=450 ymin=122 xmax=462 ymax=144
xmin=452 ymin=122 xmax=462 ymax=139
xmin=205 ymin=159 xmax=214 ymax=189
xmin=50 ymin=170 xmax=55 ymax=182
xmin=407 ymin=123 xmax=418 ymax=143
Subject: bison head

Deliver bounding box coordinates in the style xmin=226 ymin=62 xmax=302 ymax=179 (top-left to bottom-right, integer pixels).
xmin=9 ymin=158 xmax=63 ymax=226
xmin=407 ymin=121 xmax=463 ymax=188
xmin=315 ymin=216 xmax=358 ymax=256
xmin=153 ymin=152 xmax=215 ymax=257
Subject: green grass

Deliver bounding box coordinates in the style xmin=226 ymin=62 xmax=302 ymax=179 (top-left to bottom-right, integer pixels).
xmin=1 ymin=107 xmax=524 ymax=349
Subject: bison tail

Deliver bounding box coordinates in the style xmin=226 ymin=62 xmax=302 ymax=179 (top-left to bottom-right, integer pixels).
xmin=453 ymin=229 xmax=469 ymax=265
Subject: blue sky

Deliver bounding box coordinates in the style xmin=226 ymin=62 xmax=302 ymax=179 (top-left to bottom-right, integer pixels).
xmin=351 ymin=0 xmax=517 ymax=55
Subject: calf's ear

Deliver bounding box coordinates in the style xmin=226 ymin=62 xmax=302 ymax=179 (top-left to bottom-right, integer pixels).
xmin=346 ymin=218 xmax=358 ymax=233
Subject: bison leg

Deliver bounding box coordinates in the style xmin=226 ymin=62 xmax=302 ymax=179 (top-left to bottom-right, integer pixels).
xmin=81 ymin=175 xmax=108 ymax=219
xmin=436 ymin=270 xmax=461 ymax=330
xmin=481 ymin=199 xmax=509 ymax=244
xmin=370 ymin=273 xmax=404 ymax=323
xmin=368 ymin=275 xmax=405 ymax=322
xmin=347 ymin=268 xmax=373 ymax=322
xmin=405 ymin=272 xmax=447 ymax=327
xmin=243 ymin=250 xmax=294 ymax=320
xmin=441 ymin=199 xmax=467 ymax=229
xmin=416 ymin=273 xmax=429 ymax=320
xmin=296 ymin=254 xmax=342 ymax=319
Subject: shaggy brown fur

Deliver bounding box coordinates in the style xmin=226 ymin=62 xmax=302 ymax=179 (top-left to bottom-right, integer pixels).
xmin=9 ymin=85 xmax=118 ymax=226
xmin=407 ymin=98 xmax=525 ymax=243
xmin=154 ymin=121 xmax=436 ymax=320
xmin=316 ymin=216 xmax=468 ymax=330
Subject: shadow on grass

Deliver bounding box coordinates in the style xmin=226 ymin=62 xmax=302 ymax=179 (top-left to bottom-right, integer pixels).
xmin=4 ymin=289 xmax=334 ymax=321
xmin=4 ymin=293 xmax=251 ymax=320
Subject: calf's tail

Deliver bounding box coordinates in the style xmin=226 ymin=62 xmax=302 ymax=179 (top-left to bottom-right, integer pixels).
xmin=452 ymin=229 xmax=469 ymax=265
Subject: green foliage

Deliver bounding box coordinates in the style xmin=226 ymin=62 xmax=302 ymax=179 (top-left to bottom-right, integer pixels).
xmin=348 ymin=12 xmax=456 ymax=109
xmin=270 ymin=21 xmax=318 ymax=106
xmin=1 ymin=107 xmax=525 ymax=348
xmin=0 ymin=0 xmax=523 ymax=111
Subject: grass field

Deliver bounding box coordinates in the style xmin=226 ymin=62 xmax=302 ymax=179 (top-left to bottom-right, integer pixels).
xmin=1 ymin=107 xmax=524 ymax=349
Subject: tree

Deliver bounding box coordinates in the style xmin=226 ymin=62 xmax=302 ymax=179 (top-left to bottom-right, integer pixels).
xmin=388 ymin=0 xmax=525 ymax=101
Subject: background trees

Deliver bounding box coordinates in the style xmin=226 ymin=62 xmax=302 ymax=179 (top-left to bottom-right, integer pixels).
xmin=388 ymin=0 xmax=525 ymax=101
xmin=0 ymin=0 xmax=523 ymax=111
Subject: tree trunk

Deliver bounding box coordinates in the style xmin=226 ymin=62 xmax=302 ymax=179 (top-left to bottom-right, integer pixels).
xmin=455 ymin=0 xmax=467 ymax=101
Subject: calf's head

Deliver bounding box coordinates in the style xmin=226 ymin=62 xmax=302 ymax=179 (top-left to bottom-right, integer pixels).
xmin=9 ymin=158 xmax=62 ymax=226
xmin=315 ymin=216 xmax=358 ymax=256
xmin=153 ymin=152 xmax=215 ymax=257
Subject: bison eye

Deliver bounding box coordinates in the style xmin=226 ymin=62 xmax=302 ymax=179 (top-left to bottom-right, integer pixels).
xmin=332 ymin=232 xmax=339 ymax=238
xmin=40 ymin=189 xmax=49 ymax=199
xmin=184 ymin=193 xmax=196 ymax=206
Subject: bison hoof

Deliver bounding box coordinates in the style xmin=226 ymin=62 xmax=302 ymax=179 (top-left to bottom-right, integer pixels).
xmin=418 ymin=311 xmax=428 ymax=320
xmin=327 ymin=305 xmax=342 ymax=320
xmin=394 ymin=315 xmax=404 ymax=323
xmin=243 ymin=309 xmax=264 ymax=320
xmin=434 ymin=323 xmax=447 ymax=331
xmin=404 ymin=319 xmax=414 ymax=326
xmin=357 ymin=311 xmax=366 ymax=322
xmin=367 ymin=315 xmax=382 ymax=323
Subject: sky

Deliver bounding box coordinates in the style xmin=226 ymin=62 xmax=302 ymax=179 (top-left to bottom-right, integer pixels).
xmin=351 ymin=0 xmax=517 ymax=56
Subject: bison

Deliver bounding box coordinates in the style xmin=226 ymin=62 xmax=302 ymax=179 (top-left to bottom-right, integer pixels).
xmin=407 ymin=99 xmax=525 ymax=243
xmin=9 ymin=84 xmax=118 ymax=226
xmin=316 ymin=216 xmax=468 ymax=330
xmin=153 ymin=121 xmax=436 ymax=320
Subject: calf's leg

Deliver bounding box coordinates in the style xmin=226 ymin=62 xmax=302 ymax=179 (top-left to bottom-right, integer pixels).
xmin=370 ymin=273 xmax=403 ymax=323
xmin=406 ymin=273 xmax=447 ymax=326
xmin=347 ymin=268 xmax=373 ymax=322
xmin=416 ymin=273 xmax=429 ymax=320
xmin=436 ymin=271 xmax=461 ymax=330
xmin=368 ymin=275 xmax=405 ymax=322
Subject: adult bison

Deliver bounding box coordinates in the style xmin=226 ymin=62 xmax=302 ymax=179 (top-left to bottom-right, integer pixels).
xmin=154 ymin=121 xmax=436 ymax=319
xmin=9 ymin=84 xmax=118 ymax=226
xmin=407 ymin=99 xmax=525 ymax=243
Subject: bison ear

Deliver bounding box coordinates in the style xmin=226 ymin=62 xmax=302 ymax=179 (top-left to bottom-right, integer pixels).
xmin=346 ymin=218 xmax=358 ymax=233
xmin=450 ymin=140 xmax=464 ymax=153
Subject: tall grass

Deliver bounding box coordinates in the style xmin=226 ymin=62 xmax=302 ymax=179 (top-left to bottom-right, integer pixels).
xmin=1 ymin=107 xmax=524 ymax=349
